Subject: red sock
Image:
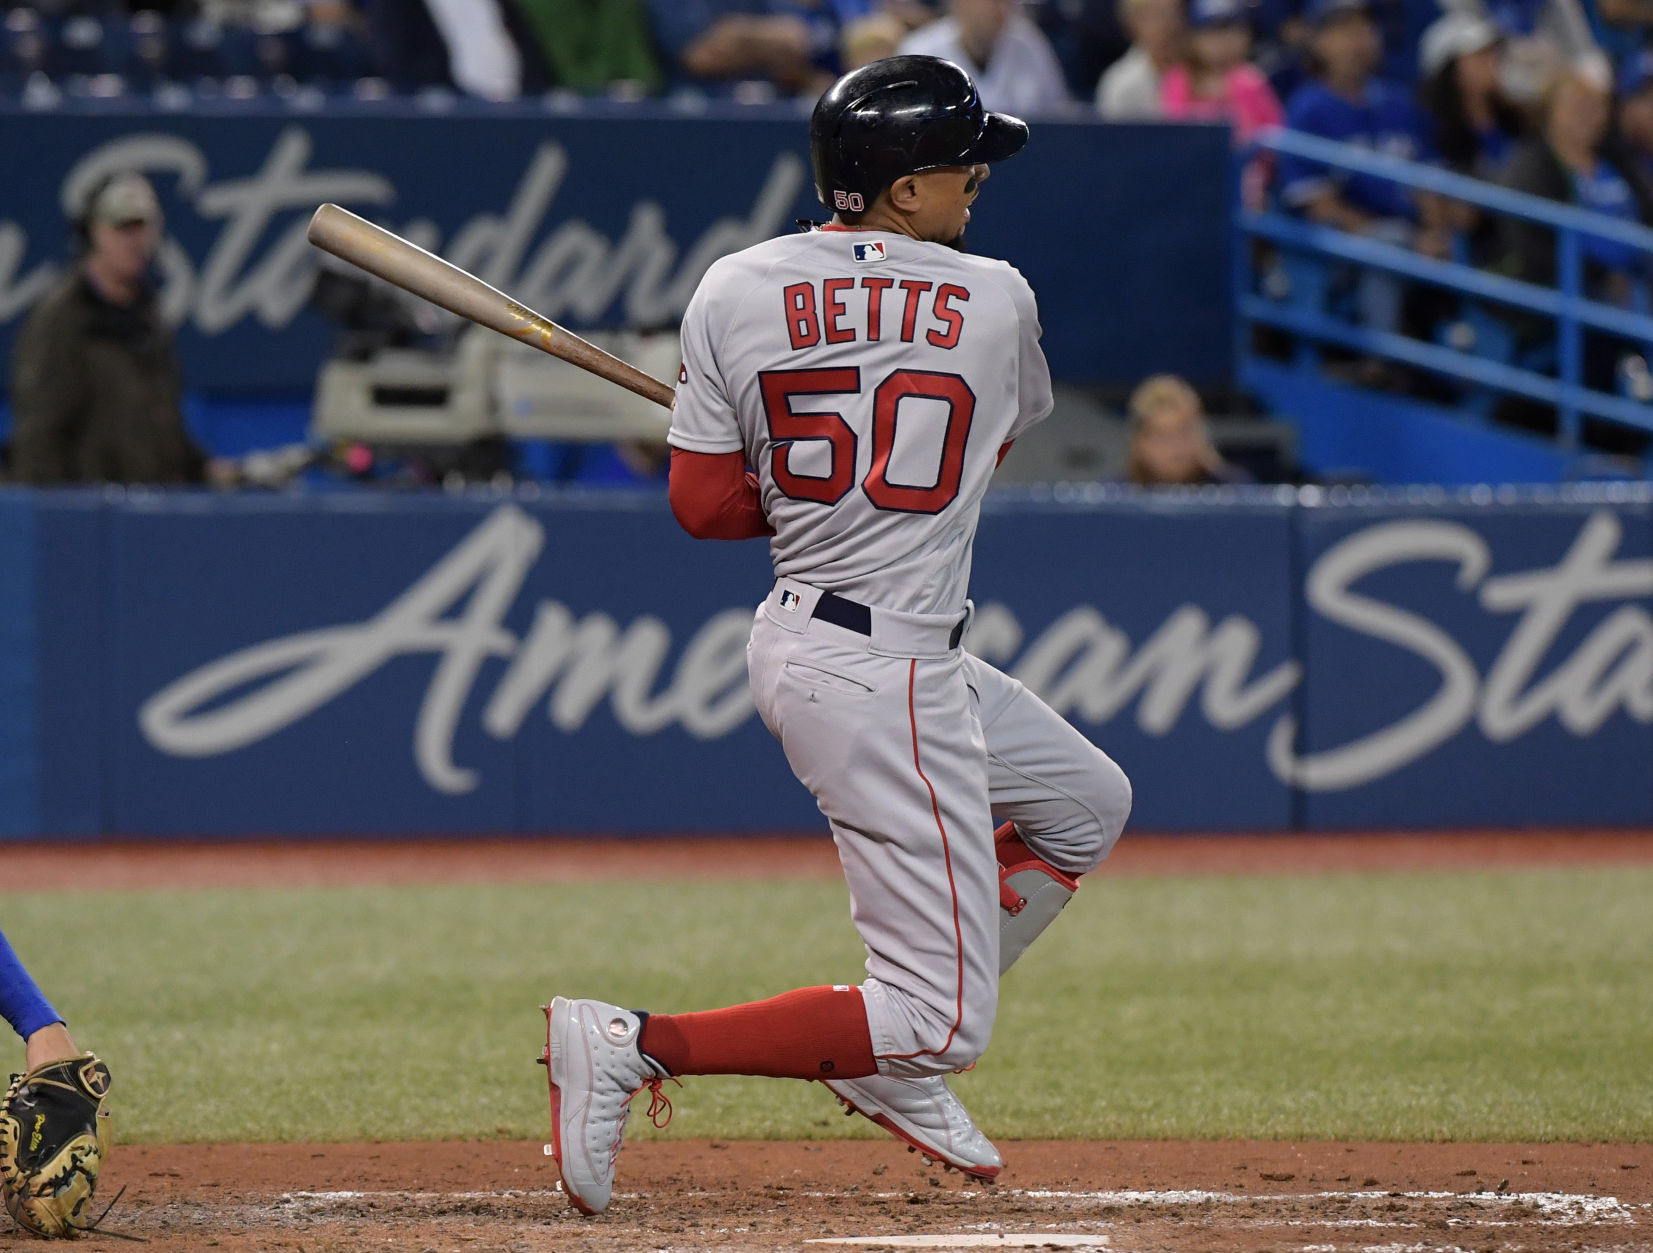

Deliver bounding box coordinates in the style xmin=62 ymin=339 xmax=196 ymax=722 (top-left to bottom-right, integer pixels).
xmin=639 ymin=986 xmax=877 ymax=1079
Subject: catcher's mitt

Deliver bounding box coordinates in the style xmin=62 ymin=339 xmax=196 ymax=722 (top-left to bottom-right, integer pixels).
xmin=0 ymin=1054 xmax=111 ymax=1238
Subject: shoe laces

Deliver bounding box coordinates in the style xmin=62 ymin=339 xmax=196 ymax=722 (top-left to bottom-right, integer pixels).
xmin=625 ymin=1075 xmax=679 ymax=1130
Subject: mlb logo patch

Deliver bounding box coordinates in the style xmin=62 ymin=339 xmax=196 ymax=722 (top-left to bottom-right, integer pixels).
xmin=852 ymin=241 xmax=886 ymax=263
xmin=779 ymin=589 xmax=802 ymax=612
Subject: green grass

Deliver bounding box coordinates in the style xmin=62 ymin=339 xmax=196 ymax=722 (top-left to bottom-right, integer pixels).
xmin=2 ymin=867 xmax=1649 ymax=1143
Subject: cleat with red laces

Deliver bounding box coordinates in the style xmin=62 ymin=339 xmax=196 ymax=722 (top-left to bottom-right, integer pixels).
xmin=542 ymin=997 xmax=674 ymax=1215
xmin=824 ymin=1073 xmax=1003 ymax=1181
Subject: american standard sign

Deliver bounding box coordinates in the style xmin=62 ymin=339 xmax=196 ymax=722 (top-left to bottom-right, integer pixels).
xmin=0 ymin=110 xmax=1232 ymax=389
xmin=138 ymin=503 xmax=1653 ymax=799
xmin=0 ymin=127 xmax=807 ymax=336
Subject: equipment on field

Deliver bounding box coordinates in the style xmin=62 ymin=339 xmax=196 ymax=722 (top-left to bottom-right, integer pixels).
xmin=808 ymin=54 xmax=1028 ymax=214
xmin=309 ymin=328 xmax=676 ymax=447
xmin=0 ymin=1055 xmax=113 ymax=1239
xmin=996 ymin=822 xmax=1081 ymax=976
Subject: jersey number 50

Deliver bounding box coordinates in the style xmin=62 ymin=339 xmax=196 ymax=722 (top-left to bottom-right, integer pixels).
xmin=759 ymin=367 xmax=975 ymax=515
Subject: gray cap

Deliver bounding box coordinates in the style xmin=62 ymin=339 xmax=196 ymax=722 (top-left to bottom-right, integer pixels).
xmin=1419 ymin=12 xmax=1501 ymax=79
xmin=87 ymin=172 xmax=162 ymax=228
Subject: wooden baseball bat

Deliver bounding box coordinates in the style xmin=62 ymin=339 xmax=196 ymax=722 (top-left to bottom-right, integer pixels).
xmin=305 ymin=203 xmax=675 ymax=410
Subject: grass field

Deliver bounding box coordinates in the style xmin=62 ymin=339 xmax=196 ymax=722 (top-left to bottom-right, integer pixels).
xmin=3 ymin=864 xmax=1650 ymax=1144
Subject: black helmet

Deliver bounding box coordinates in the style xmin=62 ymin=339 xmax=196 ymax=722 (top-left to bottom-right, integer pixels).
xmin=809 ymin=55 xmax=1029 ymax=214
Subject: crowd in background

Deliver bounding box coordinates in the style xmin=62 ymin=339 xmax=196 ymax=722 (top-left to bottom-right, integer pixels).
xmin=8 ymin=0 xmax=1653 ymax=259
xmin=8 ymin=0 xmax=1653 ymax=486
xmin=0 ymin=0 xmax=1634 ymax=115
xmin=7 ymin=0 xmax=1653 ymax=248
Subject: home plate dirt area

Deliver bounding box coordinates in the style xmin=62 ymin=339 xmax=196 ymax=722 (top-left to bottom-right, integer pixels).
xmin=47 ymin=1138 xmax=1653 ymax=1252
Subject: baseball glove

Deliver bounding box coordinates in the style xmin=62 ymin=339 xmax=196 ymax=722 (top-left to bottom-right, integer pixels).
xmin=0 ymin=1054 xmax=112 ymax=1238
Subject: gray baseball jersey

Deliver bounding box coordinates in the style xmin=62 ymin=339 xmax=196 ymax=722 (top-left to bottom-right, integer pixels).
xmin=668 ymin=228 xmax=1054 ymax=617
xmin=671 ymin=226 xmax=1128 ymax=1079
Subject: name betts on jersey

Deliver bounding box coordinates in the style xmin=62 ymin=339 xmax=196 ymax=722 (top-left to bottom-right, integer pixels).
xmin=669 ymin=228 xmax=1050 ymax=619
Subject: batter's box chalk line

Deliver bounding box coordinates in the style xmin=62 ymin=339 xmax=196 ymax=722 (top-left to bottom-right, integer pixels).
xmin=1020 ymin=1188 xmax=1638 ymax=1225
xmin=807 ymin=1238 xmax=1106 ymax=1249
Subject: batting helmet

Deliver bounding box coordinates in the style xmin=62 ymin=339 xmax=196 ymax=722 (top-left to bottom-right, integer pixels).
xmin=809 ymin=55 xmax=1029 ymax=215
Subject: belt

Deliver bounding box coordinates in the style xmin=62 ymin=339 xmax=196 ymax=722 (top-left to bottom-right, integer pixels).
xmin=814 ymin=589 xmax=966 ymax=650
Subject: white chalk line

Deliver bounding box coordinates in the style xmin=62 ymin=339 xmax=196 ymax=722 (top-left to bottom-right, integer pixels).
xmin=271 ymin=1185 xmax=1642 ymax=1225
xmin=1020 ymin=1188 xmax=1637 ymax=1224
xmin=806 ymin=1238 xmax=1106 ymax=1249
xmin=274 ymin=1189 xmax=564 ymax=1202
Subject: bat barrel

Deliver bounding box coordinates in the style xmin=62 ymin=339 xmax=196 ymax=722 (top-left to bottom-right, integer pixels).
xmin=306 ymin=203 xmax=676 ymax=411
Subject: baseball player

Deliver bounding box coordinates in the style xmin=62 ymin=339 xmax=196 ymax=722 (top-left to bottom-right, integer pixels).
xmin=543 ymin=54 xmax=1132 ymax=1216
xmin=1 ymin=926 xmax=114 ymax=1239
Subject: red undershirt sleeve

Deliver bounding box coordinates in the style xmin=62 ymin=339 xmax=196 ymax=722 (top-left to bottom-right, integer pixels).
xmin=997 ymin=440 xmax=1015 ymax=468
xmin=668 ymin=448 xmax=774 ymax=541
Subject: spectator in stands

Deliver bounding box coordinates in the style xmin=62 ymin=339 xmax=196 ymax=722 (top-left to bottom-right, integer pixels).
xmin=1160 ymin=0 xmax=1283 ymax=144
xmin=1125 ymin=375 xmax=1253 ymax=485
xmin=1492 ymin=66 xmax=1647 ymax=417
xmin=1496 ymin=66 xmax=1645 ymax=300
xmin=508 ymin=0 xmax=662 ymax=94
xmin=1251 ymin=0 xmax=1314 ymax=104
xmin=1418 ymin=10 xmax=1526 ymax=178
xmin=842 ymin=11 xmax=907 ymax=68
xmin=1034 ymin=0 xmax=1132 ymax=102
xmin=1097 ymin=0 xmax=1184 ymax=118
xmin=899 ymin=0 xmax=1071 ymax=113
xmin=649 ymin=1 xmax=855 ymax=95
xmin=1611 ymin=48 xmax=1653 ymax=217
xmin=1278 ymin=0 xmax=1452 ymax=334
xmin=1583 ymin=0 xmax=1653 ymax=68
xmin=362 ymin=0 xmax=525 ymax=98
xmin=7 ymin=172 xmax=231 ymax=487
xmin=1478 ymin=0 xmax=1606 ymax=110
xmin=1160 ymin=0 xmax=1281 ymax=208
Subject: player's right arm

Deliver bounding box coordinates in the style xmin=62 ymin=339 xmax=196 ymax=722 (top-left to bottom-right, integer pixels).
xmin=666 ymin=266 xmax=773 ymax=541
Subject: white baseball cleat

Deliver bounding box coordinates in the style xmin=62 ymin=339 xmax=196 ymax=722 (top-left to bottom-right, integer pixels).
xmin=541 ymin=996 xmax=673 ymax=1215
xmin=823 ymin=1073 xmax=1003 ymax=1181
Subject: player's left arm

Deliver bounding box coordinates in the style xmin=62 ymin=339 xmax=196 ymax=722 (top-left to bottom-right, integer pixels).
xmin=1 ymin=927 xmax=84 ymax=1073
xmin=669 ymin=449 xmax=774 ymax=540
xmin=0 ymin=928 xmax=64 ymax=1050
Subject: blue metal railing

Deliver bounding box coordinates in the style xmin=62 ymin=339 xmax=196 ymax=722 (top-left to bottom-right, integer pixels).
xmin=1239 ymin=127 xmax=1653 ymax=455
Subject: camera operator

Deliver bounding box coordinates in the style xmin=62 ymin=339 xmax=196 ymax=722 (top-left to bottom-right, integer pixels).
xmin=8 ymin=172 xmax=234 ymax=487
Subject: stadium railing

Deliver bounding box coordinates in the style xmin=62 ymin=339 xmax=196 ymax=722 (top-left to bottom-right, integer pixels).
xmin=1238 ymin=127 xmax=1653 ymax=462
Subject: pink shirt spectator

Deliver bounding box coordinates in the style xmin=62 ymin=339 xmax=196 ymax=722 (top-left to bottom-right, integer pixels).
xmin=1161 ymin=64 xmax=1283 ymax=144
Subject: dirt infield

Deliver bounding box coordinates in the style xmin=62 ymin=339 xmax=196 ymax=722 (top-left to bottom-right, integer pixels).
xmin=48 ymin=1138 xmax=1651 ymax=1252
xmin=7 ymin=831 xmax=1650 ymax=1251
xmin=7 ymin=829 xmax=1652 ymax=892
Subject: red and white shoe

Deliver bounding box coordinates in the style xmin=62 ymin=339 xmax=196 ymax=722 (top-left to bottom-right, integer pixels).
xmin=541 ymin=997 xmax=673 ymax=1215
xmin=823 ymin=1073 xmax=1003 ymax=1180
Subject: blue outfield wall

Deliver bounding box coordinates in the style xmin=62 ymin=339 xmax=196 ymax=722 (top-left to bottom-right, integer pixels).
xmin=0 ymin=105 xmax=1232 ymax=393
xmin=2 ymin=485 xmax=1651 ymax=839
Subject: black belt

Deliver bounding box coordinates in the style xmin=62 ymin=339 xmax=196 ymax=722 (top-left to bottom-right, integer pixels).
xmin=813 ymin=589 xmax=966 ymax=650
